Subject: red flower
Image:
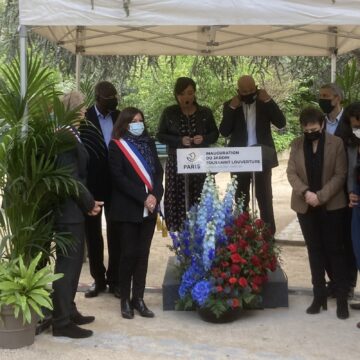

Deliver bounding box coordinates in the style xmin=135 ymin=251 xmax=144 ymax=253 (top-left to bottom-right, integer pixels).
xmin=252 ymin=275 xmax=263 ymax=286
xmin=238 ymin=277 xmax=248 ymax=287
xmin=224 ymin=226 xmax=234 ymax=236
xmin=234 ymin=213 xmax=249 ymax=228
xmin=242 ymin=225 xmax=255 ymax=238
xmin=227 ymin=243 xmax=238 ymax=253
xmin=238 ymin=238 xmax=249 ymax=249
xmin=231 ymin=253 xmax=247 ymax=264
xmin=232 ymin=298 xmax=240 ymax=308
xmin=221 ymin=272 xmax=228 ymax=279
xmin=216 ymin=286 xmax=223 ymax=292
xmin=221 ymin=261 xmax=229 ymax=268
xmin=251 ymin=255 xmax=261 ymax=267
xmin=269 ymin=257 xmax=277 ymax=271
xmin=230 ymin=264 xmax=241 ymax=274
xmin=229 ymin=277 xmax=237 ymax=284
xmin=254 ymin=218 xmax=264 ymax=229
xmin=261 ymin=243 xmax=269 ymax=253
xmin=251 ymin=283 xmax=260 ymax=292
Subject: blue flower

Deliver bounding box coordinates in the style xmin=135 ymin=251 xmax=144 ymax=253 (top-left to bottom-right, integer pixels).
xmin=191 ymin=280 xmax=212 ymax=306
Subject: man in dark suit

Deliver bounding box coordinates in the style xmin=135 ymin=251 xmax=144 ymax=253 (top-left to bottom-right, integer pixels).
xmin=220 ymin=75 xmax=286 ymax=235
xmin=319 ymin=83 xmax=357 ymax=299
xmin=80 ymin=81 xmax=120 ymax=298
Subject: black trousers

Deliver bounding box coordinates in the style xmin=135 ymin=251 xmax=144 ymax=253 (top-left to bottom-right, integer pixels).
xmin=234 ymin=168 xmax=276 ymax=234
xmin=298 ymin=207 xmax=348 ymax=299
xmin=85 ymin=201 xmax=120 ymax=287
xmin=112 ymin=218 xmax=156 ymax=300
xmin=53 ymin=223 xmax=85 ymax=328
xmin=325 ymin=206 xmax=357 ymax=290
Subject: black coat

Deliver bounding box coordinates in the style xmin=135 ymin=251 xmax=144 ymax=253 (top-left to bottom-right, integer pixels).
xmin=219 ymin=99 xmax=286 ymax=168
xmin=108 ymin=138 xmax=164 ymax=223
xmin=79 ymin=105 xmax=119 ymax=201
xmin=56 ymin=138 xmax=95 ymax=224
xmin=331 ymin=111 xmax=352 ymax=145
xmin=157 ymin=104 xmax=219 ymax=153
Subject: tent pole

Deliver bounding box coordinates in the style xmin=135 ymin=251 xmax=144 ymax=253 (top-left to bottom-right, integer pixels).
xmin=330 ymin=27 xmax=338 ymax=83
xmin=19 ymin=25 xmax=27 ymax=99
xmin=19 ymin=25 xmax=28 ymax=135
xmin=331 ymin=51 xmax=337 ymax=83
xmin=75 ymin=26 xmax=84 ymax=91
xmin=75 ymin=52 xmax=82 ymax=91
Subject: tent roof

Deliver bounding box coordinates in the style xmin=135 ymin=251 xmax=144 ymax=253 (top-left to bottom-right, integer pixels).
xmin=19 ymin=0 xmax=360 ymax=56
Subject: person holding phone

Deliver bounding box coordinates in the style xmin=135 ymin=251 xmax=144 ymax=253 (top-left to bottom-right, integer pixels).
xmin=219 ymin=75 xmax=286 ymax=235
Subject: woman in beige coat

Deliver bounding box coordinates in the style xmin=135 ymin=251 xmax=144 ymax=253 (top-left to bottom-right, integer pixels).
xmin=287 ymin=107 xmax=349 ymax=319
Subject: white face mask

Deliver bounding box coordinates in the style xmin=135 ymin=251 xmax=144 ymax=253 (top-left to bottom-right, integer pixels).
xmin=353 ymin=128 xmax=360 ymax=139
xmin=128 ymin=122 xmax=144 ymax=136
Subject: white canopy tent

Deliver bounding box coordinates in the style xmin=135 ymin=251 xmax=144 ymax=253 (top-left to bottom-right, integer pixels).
xmin=18 ymin=0 xmax=360 ymax=92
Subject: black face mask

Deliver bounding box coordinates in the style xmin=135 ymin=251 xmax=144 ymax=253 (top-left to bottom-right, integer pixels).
xmin=304 ymin=131 xmax=321 ymax=142
xmin=241 ymin=91 xmax=257 ymax=105
xmin=319 ymin=99 xmax=335 ymax=114
xmin=105 ymin=98 xmax=118 ymax=112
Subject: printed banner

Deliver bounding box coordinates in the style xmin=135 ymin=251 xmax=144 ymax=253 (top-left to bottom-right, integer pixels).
xmin=176 ymin=147 xmax=262 ymax=174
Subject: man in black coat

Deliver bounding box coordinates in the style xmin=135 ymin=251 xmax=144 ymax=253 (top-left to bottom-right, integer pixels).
xmin=319 ymin=83 xmax=357 ymax=299
xmin=53 ymin=90 xmax=103 ymax=338
xmin=219 ymin=75 xmax=286 ymax=235
xmin=80 ymin=81 xmax=120 ymax=298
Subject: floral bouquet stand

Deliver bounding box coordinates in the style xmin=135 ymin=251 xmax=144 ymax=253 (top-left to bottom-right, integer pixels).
xmin=162 ymin=175 xmax=288 ymax=323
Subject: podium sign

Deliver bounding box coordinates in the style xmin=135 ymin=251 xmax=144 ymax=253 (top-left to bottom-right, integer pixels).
xmin=176 ymin=147 xmax=262 ymax=174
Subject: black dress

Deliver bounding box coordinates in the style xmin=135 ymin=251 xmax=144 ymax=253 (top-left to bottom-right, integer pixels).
xmin=157 ymin=104 xmax=219 ymax=231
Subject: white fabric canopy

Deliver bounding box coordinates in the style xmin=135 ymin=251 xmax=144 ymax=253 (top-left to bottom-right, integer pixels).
xmin=19 ymin=0 xmax=360 ymax=56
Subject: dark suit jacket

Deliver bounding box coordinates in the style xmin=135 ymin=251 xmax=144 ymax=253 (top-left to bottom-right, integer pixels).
xmin=287 ymin=133 xmax=347 ymax=214
xmin=219 ymin=99 xmax=286 ymax=168
xmin=56 ymin=137 xmax=95 ymax=224
xmin=79 ymin=105 xmax=119 ymax=202
xmin=328 ymin=110 xmax=352 ymax=145
xmin=108 ymin=138 xmax=164 ymax=223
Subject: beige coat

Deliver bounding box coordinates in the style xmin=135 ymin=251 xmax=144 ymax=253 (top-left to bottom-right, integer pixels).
xmin=287 ymin=133 xmax=347 ymax=214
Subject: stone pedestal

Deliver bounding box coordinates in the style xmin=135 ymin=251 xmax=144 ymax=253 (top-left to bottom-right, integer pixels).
xmin=162 ymin=257 xmax=288 ymax=310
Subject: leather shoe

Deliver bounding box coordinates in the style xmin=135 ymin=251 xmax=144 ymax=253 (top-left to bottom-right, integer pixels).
xmin=53 ymin=322 xmax=93 ymax=338
xmin=70 ymin=312 xmax=95 ymax=325
xmin=108 ymin=285 xmax=121 ymax=299
xmin=131 ymin=298 xmax=154 ymax=318
xmin=85 ymin=282 xmax=107 ymax=298
xmin=121 ymin=299 xmax=134 ymax=319
xmin=36 ymin=315 xmax=52 ymax=335
xmin=350 ymin=302 xmax=360 ymax=310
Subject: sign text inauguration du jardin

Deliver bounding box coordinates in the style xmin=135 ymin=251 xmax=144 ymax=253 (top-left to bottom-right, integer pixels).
xmin=176 ymin=147 xmax=262 ymax=174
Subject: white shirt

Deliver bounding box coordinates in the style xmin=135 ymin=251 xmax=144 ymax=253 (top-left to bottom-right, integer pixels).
xmin=325 ymin=108 xmax=343 ymax=135
xmin=242 ymin=102 xmax=257 ymax=146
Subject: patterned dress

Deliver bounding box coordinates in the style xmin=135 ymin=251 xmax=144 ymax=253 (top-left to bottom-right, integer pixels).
xmin=157 ymin=105 xmax=219 ymax=232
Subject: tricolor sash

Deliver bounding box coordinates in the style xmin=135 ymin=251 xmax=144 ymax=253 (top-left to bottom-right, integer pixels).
xmin=113 ymin=138 xmax=153 ymax=191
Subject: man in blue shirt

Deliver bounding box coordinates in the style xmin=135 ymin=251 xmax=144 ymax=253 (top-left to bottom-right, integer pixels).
xmin=80 ymin=81 xmax=121 ymax=298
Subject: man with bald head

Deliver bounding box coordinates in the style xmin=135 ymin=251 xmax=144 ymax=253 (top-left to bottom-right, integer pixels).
xmin=220 ymin=75 xmax=286 ymax=234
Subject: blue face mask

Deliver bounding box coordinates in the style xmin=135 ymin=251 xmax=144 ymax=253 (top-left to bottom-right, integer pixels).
xmin=128 ymin=122 xmax=144 ymax=136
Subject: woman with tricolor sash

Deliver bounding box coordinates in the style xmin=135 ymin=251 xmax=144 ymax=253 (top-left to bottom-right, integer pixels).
xmin=108 ymin=107 xmax=164 ymax=319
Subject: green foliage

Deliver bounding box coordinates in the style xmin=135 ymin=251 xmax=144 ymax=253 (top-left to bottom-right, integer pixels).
xmin=336 ymin=59 xmax=360 ymax=106
xmin=0 ymin=54 xmax=86 ymax=265
xmin=0 ymin=253 xmax=62 ymax=324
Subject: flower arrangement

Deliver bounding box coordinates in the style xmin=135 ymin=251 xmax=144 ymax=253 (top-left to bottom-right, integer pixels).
xmin=170 ymin=174 xmax=279 ymax=318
